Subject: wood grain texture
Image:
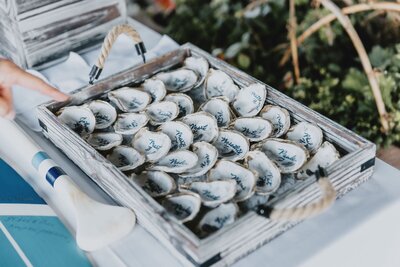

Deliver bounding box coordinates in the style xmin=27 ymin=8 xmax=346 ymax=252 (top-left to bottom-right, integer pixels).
xmin=14 ymin=0 xmax=80 ymax=17
xmin=0 ymin=0 xmax=126 ymax=68
xmin=37 ymin=44 xmax=376 ymax=267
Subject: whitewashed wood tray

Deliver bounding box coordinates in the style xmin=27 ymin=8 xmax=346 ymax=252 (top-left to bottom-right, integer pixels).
xmin=37 ymin=44 xmax=376 ymax=267
xmin=0 ymin=0 xmax=126 ymax=68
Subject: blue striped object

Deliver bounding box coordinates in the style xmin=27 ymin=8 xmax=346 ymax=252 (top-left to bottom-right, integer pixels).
xmin=31 ymin=151 xmax=50 ymax=170
xmin=32 ymin=151 xmax=66 ymax=187
xmin=46 ymin=167 xmax=66 ymax=187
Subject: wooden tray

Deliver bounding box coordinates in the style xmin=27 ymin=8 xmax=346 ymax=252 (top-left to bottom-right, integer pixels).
xmin=37 ymin=43 xmax=376 ymax=267
xmin=0 ymin=0 xmax=126 ymax=68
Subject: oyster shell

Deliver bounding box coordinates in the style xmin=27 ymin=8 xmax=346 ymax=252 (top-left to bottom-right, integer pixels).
xmin=142 ymin=78 xmax=166 ymax=103
xmin=187 ymin=86 xmax=207 ymax=108
xmin=87 ymin=132 xmax=122 ymax=151
xmin=181 ymin=112 xmax=219 ymax=143
xmin=106 ymin=145 xmax=145 ymax=171
xmin=108 ymin=87 xmax=151 ymax=112
xmin=148 ymin=150 xmax=198 ymax=173
xmin=231 ymin=117 xmax=272 ymax=142
xmin=209 ymin=160 xmax=256 ymax=202
xmin=131 ymin=171 xmax=176 ymax=197
xmin=245 ymin=150 xmax=281 ymax=195
xmin=182 ymin=180 xmax=236 ymax=208
xmin=286 ymin=122 xmax=323 ymax=154
xmin=176 ymin=174 xmax=208 ymax=187
xmin=198 ymin=203 xmax=238 ymax=233
xmin=132 ymin=128 xmax=171 ymax=162
xmin=239 ymin=193 xmax=270 ymax=212
xmin=87 ymin=100 xmax=117 ymax=129
xmin=213 ymin=130 xmax=249 ymax=161
xmin=204 ymin=69 xmax=239 ymax=102
xmin=146 ymin=101 xmax=179 ymax=125
xmin=199 ymin=97 xmax=234 ymax=127
xmin=164 ymin=93 xmax=194 ymax=118
xmin=162 ymin=192 xmax=202 ymax=223
xmin=180 ymin=142 xmax=219 ymax=177
xmin=256 ymin=138 xmax=309 ymax=173
xmin=183 ymin=56 xmax=209 ymax=87
xmin=58 ymin=106 xmax=96 ymax=136
xmin=273 ymin=173 xmax=300 ymax=195
xmin=232 ymin=84 xmax=266 ymax=117
xmin=260 ymin=105 xmax=291 ymax=137
xmin=158 ymin=121 xmax=194 ymax=151
xmin=297 ymin=141 xmax=340 ymax=180
xmin=113 ymin=113 xmax=149 ymax=135
xmin=155 ymin=68 xmax=199 ymax=92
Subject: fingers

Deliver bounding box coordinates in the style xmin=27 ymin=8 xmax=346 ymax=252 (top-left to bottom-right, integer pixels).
xmin=0 ymin=86 xmax=15 ymax=119
xmin=0 ymin=59 xmax=69 ymax=111
xmin=0 ymin=59 xmax=69 ymax=102
xmin=0 ymin=98 xmax=9 ymax=117
xmin=5 ymin=109 xmax=15 ymax=120
xmin=14 ymin=69 xmax=69 ymax=101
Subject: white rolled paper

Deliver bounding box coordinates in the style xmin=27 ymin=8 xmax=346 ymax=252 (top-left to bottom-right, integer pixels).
xmin=0 ymin=117 xmax=136 ymax=251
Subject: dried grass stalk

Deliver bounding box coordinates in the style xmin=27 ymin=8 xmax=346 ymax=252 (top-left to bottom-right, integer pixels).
xmin=280 ymin=2 xmax=400 ymax=66
xmin=289 ymin=0 xmax=301 ymax=84
xmin=317 ymin=0 xmax=390 ymax=132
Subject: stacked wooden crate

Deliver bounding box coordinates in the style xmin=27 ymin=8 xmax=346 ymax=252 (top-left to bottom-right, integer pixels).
xmin=0 ymin=0 xmax=126 ymax=69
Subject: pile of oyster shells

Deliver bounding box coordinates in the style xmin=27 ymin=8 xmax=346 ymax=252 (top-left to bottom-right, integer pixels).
xmin=57 ymin=56 xmax=340 ymax=237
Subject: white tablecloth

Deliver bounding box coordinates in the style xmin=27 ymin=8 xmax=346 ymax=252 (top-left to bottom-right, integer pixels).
xmin=2 ymin=19 xmax=400 ymax=267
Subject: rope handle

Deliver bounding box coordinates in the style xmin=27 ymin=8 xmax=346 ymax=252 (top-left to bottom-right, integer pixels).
xmin=256 ymin=169 xmax=336 ymax=221
xmin=89 ymin=24 xmax=147 ymax=84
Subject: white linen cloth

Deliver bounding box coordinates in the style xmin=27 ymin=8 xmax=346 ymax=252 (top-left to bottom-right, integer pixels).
xmin=3 ymin=18 xmax=400 ymax=267
xmin=12 ymin=19 xmax=178 ymax=131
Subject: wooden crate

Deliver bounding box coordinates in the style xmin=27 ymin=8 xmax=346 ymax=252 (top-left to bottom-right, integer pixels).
xmin=37 ymin=44 xmax=376 ymax=267
xmin=0 ymin=0 xmax=126 ymax=68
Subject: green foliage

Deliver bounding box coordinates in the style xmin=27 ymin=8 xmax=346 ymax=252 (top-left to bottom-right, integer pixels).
xmin=165 ymin=0 xmax=400 ymax=147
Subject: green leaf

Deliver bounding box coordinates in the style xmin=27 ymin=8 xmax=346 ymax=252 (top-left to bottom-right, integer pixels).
xmin=243 ymin=4 xmax=271 ymax=19
xmin=378 ymin=74 xmax=396 ymax=111
xmin=295 ymin=0 xmax=309 ymax=5
xmin=225 ymin=42 xmax=242 ymax=58
xmin=369 ymin=46 xmax=392 ymax=70
xmin=241 ymin=32 xmax=251 ymax=45
xmin=395 ymin=44 xmax=400 ymax=54
xmin=237 ymin=53 xmax=251 ymax=69
xmin=342 ymin=68 xmax=369 ymax=92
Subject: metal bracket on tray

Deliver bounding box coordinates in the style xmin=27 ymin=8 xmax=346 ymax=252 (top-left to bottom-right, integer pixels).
xmin=89 ymin=24 xmax=147 ymax=84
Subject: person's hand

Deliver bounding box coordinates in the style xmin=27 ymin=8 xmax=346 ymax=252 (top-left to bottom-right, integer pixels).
xmin=0 ymin=59 xmax=69 ymax=119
